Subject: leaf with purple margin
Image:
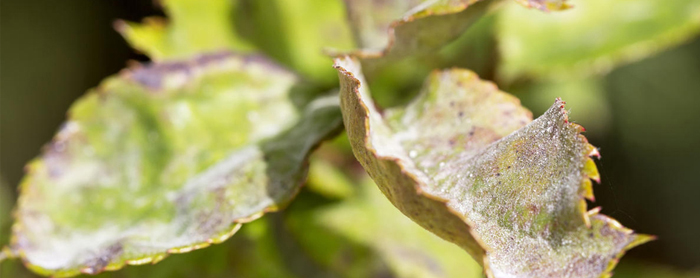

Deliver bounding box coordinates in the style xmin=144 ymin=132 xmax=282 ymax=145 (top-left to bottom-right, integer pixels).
xmin=8 ymin=52 xmax=342 ymax=277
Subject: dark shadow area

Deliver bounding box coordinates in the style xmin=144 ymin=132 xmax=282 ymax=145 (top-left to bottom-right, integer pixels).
xmin=598 ymin=37 xmax=700 ymax=268
xmin=0 ymin=0 xmax=161 ymax=192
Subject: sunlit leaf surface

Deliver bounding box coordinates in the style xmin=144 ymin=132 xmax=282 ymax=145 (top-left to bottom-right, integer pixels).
xmin=335 ymin=56 xmax=651 ymax=277
xmin=498 ymin=0 xmax=700 ymax=80
xmin=115 ymin=0 xmax=254 ymax=60
xmin=9 ymin=52 xmax=342 ymax=277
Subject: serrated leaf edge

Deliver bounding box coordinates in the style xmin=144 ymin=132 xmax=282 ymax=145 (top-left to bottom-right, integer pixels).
xmin=7 ymin=53 xmax=340 ymax=277
xmin=334 ymin=57 xmax=490 ymax=262
xmin=334 ymin=57 xmax=652 ymax=278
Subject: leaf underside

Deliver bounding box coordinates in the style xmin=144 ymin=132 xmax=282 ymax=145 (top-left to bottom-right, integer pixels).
xmin=341 ymin=0 xmax=569 ymax=64
xmin=335 ymin=56 xmax=651 ymax=278
xmin=10 ymin=52 xmax=342 ymax=277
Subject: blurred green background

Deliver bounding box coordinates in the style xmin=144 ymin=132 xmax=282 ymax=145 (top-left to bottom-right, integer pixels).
xmin=1 ymin=0 xmax=699 ymax=277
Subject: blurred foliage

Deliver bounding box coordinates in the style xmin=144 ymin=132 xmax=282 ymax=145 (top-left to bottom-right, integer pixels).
xmin=518 ymin=78 xmax=611 ymax=141
xmin=287 ymin=175 xmax=483 ymax=278
xmin=497 ymin=0 xmax=700 ymax=81
xmin=116 ymin=0 xmax=254 ymax=60
xmin=235 ymin=0 xmax=356 ymax=87
xmin=2 ymin=0 xmax=700 ymax=277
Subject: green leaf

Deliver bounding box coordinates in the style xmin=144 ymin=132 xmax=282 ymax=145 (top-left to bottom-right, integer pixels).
xmin=341 ymin=0 xmax=490 ymax=62
xmin=497 ymin=0 xmax=700 ymax=80
xmin=340 ymin=0 xmax=569 ymax=64
xmin=512 ymin=0 xmax=571 ymax=11
xmin=1 ymin=219 xmax=307 ymax=278
xmin=335 ymin=56 xmax=652 ymax=278
xmin=9 ymin=52 xmax=342 ymax=277
xmin=115 ymin=0 xmax=254 ymax=60
xmin=235 ymin=0 xmax=356 ymax=86
xmin=305 ymin=158 xmax=355 ymax=200
xmin=287 ymin=175 xmax=484 ymax=278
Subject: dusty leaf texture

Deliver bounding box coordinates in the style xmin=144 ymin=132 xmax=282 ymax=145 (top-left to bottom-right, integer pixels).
xmin=335 ymin=56 xmax=652 ymax=278
xmin=9 ymin=52 xmax=342 ymax=277
xmin=341 ymin=0 xmax=568 ymax=63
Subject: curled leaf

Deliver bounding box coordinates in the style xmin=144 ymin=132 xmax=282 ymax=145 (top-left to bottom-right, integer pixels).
xmin=335 ymin=57 xmax=652 ymax=277
xmin=10 ymin=52 xmax=342 ymax=277
xmin=342 ymin=0 xmax=489 ymax=62
xmin=341 ymin=0 xmax=569 ymax=63
xmin=498 ymin=0 xmax=700 ymax=80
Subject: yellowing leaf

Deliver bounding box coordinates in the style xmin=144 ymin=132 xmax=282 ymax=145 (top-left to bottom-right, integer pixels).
xmin=115 ymin=0 xmax=254 ymax=60
xmin=335 ymin=56 xmax=652 ymax=278
xmin=9 ymin=52 xmax=342 ymax=277
xmin=498 ymin=0 xmax=700 ymax=80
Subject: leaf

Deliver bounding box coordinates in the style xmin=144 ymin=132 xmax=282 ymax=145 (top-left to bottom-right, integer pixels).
xmin=334 ymin=56 xmax=652 ymax=278
xmin=512 ymin=0 xmax=571 ymax=11
xmin=342 ymin=0 xmax=489 ymax=62
xmin=305 ymin=158 xmax=356 ymax=200
xmin=2 ymin=218 xmax=310 ymax=278
xmin=9 ymin=52 xmax=342 ymax=277
xmin=115 ymin=0 xmax=254 ymax=60
xmin=235 ymin=0 xmax=356 ymax=86
xmin=340 ymin=0 xmax=568 ymax=64
xmin=286 ymin=175 xmax=484 ymax=278
xmin=518 ymin=77 xmax=612 ymax=136
xmin=497 ymin=0 xmax=700 ymax=80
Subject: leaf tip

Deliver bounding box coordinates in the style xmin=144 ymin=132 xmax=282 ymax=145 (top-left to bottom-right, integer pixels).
xmin=587 ymin=206 xmax=602 ymax=216
xmin=112 ymin=19 xmax=128 ymax=34
xmin=600 ymin=232 xmax=656 ymax=278
xmin=581 ymin=178 xmax=595 ymax=202
xmin=0 ymin=246 xmax=11 ymax=263
xmin=584 ymin=157 xmax=601 ymax=183
xmin=627 ymin=233 xmax=657 ymax=250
